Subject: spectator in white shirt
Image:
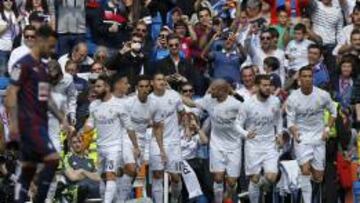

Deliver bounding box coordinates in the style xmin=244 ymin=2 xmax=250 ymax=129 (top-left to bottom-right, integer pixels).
xmin=336 ymin=29 xmax=360 ymax=59
xmin=285 ymin=23 xmax=314 ymax=72
xmin=333 ymin=4 xmax=360 ymax=56
xmin=7 ymin=25 xmax=36 ymax=74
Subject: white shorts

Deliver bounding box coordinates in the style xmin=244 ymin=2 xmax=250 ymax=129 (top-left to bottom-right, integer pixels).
xmin=98 ymin=147 xmax=122 ymax=174
xmin=49 ymin=134 xmax=61 ymax=153
xmin=294 ymin=142 xmax=325 ymax=171
xmin=210 ymin=147 xmax=241 ymax=178
xmin=121 ymin=136 xmax=150 ymax=166
xmin=245 ymin=144 xmax=279 ymax=175
xmin=149 ymin=139 xmax=182 ymax=173
xmin=122 ymin=141 xmax=136 ymax=165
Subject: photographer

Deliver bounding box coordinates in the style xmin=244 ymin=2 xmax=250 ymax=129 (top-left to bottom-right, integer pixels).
xmin=106 ymin=32 xmax=150 ymax=93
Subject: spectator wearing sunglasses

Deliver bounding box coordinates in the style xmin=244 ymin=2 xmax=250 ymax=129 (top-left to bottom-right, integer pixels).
xmin=157 ymin=34 xmax=197 ymax=93
xmin=7 ymin=25 xmax=36 ymax=74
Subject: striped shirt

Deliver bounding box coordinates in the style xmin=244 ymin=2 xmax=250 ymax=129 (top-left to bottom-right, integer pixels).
xmin=310 ymin=0 xmax=344 ymax=45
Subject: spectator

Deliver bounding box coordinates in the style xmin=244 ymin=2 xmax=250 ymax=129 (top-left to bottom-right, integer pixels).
xmin=174 ymin=20 xmax=197 ymax=60
xmin=236 ymin=65 xmax=257 ymax=100
xmin=54 ymin=0 xmax=86 ymax=56
xmin=121 ymin=0 xmax=151 ymax=26
xmin=63 ymin=135 xmax=101 ymax=203
xmin=336 ymin=29 xmax=360 ymax=60
xmin=285 ymin=23 xmax=314 ymax=72
xmin=246 ymin=29 xmax=286 ymax=82
xmin=307 ymin=44 xmax=330 ymax=89
xmin=93 ymin=46 xmax=109 ymax=65
xmin=64 ymin=60 xmax=88 ymax=95
xmin=27 ymin=11 xmax=47 ymax=30
xmin=202 ymin=32 xmax=246 ymax=84
xmin=58 ymin=42 xmax=94 ymax=79
xmin=300 ymin=14 xmax=323 ymax=44
xmin=0 ymin=0 xmax=20 ymax=75
xmin=7 ymin=25 xmax=36 ymax=74
xmin=333 ymin=3 xmax=360 ymax=56
xmin=263 ymin=56 xmax=282 ymax=95
xmin=157 ymin=34 xmax=196 ymax=91
xmin=151 ymin=27 xmax=170 ymax=62
xmin=308 ymin=0 xmax=344 ymax=75
xmin=272 ymin=8 xmax=291 ymax=50
xmin=133 ymin=20 xmax=153 ymax=57
xmin=332 ymin=55 xmax=356 ymax=110
xmin=21 ymin=0 xmax=51 ymax=28
xmin=106 ymin=32 xmax=149 ymax=92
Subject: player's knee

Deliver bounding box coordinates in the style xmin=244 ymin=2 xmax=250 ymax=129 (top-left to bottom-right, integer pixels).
xmin=105 ymin=172 xmax=117 ymax=181
xmin=312 ymin=171 xmax=324 ymax=183
xmin=250 ymin=175 xmax=260 ymax=184
xmin=213 ymin=173 xmax=224 ymax=183
xmin=226 ymin=178 xmax=237 ymax=187
xmin=124 ymin=164 xmax=137 ymax=177
xmin=300 ymin=164 xmax=311 ymax=176
xmin=265 ymin=173 xmax=277 ymax=184
xmin=170 ymin=173 xmax=181 ymax=183
xmin=153 ymin=171 xmax=163 ymax=179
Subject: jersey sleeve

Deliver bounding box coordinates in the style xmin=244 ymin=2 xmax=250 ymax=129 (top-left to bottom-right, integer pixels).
xmin=234 ymin=103 xmax=249 ymax=138
xmin=10 ymin=63 xmax=27 ymax=86
xmin=323 ymin=92 xmax=337 ymax=118
xmin=285 ymin=95 xmax=296 ymax=128
xmin=274 ymin=98 xmax=283 ymax=134
xmin=119 ymin=106 xmax=134 ymax=131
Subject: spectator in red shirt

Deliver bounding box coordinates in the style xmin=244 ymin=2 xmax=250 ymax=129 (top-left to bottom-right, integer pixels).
xmin=174 ymin=20 xmax=197 ymax=60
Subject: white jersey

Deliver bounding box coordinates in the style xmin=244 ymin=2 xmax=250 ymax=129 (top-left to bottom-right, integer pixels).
xmin=149 ymin=89 xmax=184 ymax=145
xmin=238 ymin=95 xmax=282 ymax=149
xmin=196 ymin=95 xmax=243 ymax=151
xmin=180 ymin=129 xmax=201 ymax=160
xmin=285 ymin=39 xmax=314 ymax=71
xmin=286 ymin=87 xmax=337 ymax=144
xmin=124 ymin=95 xmax=160 ymax=140
xmin=88 ymin=96 xmax=133 ymax=148
xmin=48 ymin=91 xmax=67 ymax=152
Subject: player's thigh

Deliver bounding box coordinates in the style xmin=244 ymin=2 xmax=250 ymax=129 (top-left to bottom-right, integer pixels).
xmin=210 ymin=147 xmax=226 ymax=174
xmin=149 ymin=138 xmax=164 ymax=171
xmin=263 ymin=149 xmax=279 ymax=175
xmin=294 ymin=142 xmax=314 ymax=170
xmin=245 ymin=148 xmax=263 ymax=176
xmin=164 ymin=143 xmax=182 ymax=174
xmin=226 ymin=148 xmax=241 ymax=178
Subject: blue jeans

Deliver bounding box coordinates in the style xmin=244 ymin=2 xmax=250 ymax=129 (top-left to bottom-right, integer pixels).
xmin=0 ymin=50 xmax=10 ymax=76
xmin=57 ymin=34 xmax=86 ymax=56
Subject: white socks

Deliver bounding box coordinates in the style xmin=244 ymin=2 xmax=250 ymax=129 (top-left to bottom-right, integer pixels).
xmin=170 ymin=181 xmax=182 ymax=202
xmin=299 ymin=175 xmax=312 ymax=203
xmin=117 ymin=174 xmax=133 ymax=201
xmin=248 ymin=181 xmax=260 ymax=203
xmin=104 ymin=180 xmax=117 ymax=203
xmin=213 ymin=182 xmax=224 ymax=203
xmin=152 ymin=178 xmax=164 ymax=203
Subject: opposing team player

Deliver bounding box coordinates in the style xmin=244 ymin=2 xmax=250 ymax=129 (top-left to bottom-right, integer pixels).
xmin=286 ymin=66 xmax=337 ymax=203
xmin=6 ymin=25 xmax=70 ymax=203
xmin=237 ymin=74 xmax=283 ymax=203
xmin=149 ymin=73 xmax=185 ymax=203
xmin=83 ymin=75 xmax=139 ymax=203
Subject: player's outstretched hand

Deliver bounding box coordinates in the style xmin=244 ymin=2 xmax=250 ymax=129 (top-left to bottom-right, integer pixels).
xmin=247 ymin=131 xmax=256 ymax=139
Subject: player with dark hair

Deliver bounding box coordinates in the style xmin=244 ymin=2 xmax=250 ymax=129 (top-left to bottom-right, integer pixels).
xmin=5 ymin=25 xmax=71 ymax=203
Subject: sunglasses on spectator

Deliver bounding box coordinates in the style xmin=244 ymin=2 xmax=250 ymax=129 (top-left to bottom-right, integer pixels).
xmin=182 ymin=88 xmax=193 ymax=93
xmin=24 ymin=35 xmax=35 ymax=39
xmin=136 ymin=28 xmax=147 ymax=33
xmin=169 ymin=43 xmax=179 ymax=48
xmin=260 ymin=36 xmax=271 ymax=40
xmin=132 ymin=40 xmax=142 ymax=43
xmin=159 ymin=34 xmax=168 ymax=39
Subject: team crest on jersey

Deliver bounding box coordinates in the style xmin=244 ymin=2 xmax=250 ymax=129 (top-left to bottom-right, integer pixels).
xmin=10 ymin=64 xmax=21 ymax=81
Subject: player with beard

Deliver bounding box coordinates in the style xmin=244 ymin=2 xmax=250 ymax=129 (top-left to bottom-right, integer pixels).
xmin=83 ymin=75 xmax=139 ymax=203
xmin=5 ymin=25 xmax=71 ymax=203
xmin=236 ymin=74 xmax=283 ymax=203
xmin=149 ymin=73 xmax=185 ymax=203
xmin=117 ymin=75 xmax=164 ymax=201
xmin=286 ymin=66 xmax=337 ymax=203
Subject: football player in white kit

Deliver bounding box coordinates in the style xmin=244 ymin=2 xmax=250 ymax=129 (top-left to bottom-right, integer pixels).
xmin=191 ymin=79 xmax=244 ymax=203
xmin=149 ymin=73 xmax=185 ymax=203
xmin=237 ymin=74 xmax=283 ymax=203
xmin=83 ymin=75 xmax=139 ymax=203
xmin=286 ymin=66 xmax=337 ymax=203
xmin=117 ymin=75 xmax=163 ymax=201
